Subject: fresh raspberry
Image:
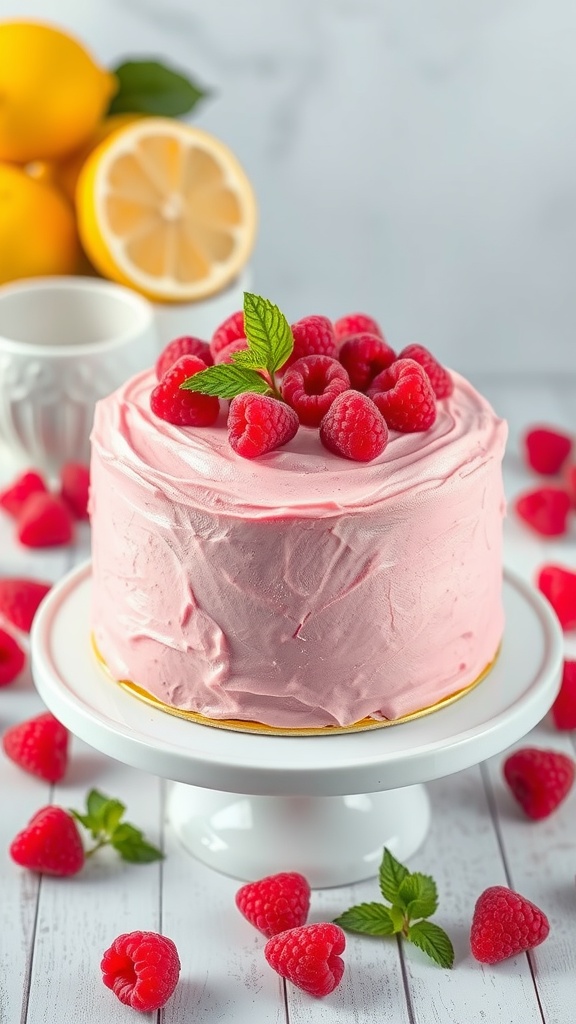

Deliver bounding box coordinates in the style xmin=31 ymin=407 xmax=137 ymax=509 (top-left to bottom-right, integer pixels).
xmin=210 ymin=309 xmax=245 ymax=359
xmin=503 ymin=746 xmax=575 ymax=819
xmin=0 ymin=470 xmax=47 ymax=518
xmin=59 ymin=462 xmax=90 ymax=520
xmin=537 ymin=564 xmax=576 ymax=630
xmin=368 ymin=358 xmax=436 ymax=432
xmin=0 ymin=578 xmax=51 ymax=632
xmin=333 ymin=312 xmax=383 ymax=342
xmin=514 ymin=487 xmax=571 ymax=537
xmin=320 ymin=391 xmax=388 ymax=462
xmin=470 ymin=886 xmax=549 ymax=964
xmin=155 ymin=335 xmax=213 ymax=379
xmin=3 ymin=711 xmax=69 ymax=781
xmin=398 ymin=344 xmax=454 ymax=399
xmin=228 ymin=393 xmax=299 ymax=459
xmin=551 ymin=660 xmax=576 ymax=730
xmin=101 ymin=931 xmax=181 ymax=1012
xmin=524 ymin=426 xmax=572 ymax=476
xmin=338 ymin=333 xmax=396 ymax=392
xmin=287 ymin=315 xmax=337 ymax=368
xmin=10 ymin=806 xmax=85 ymax=876
xmin=150 ymin=355 xmax=219 ymax=427
xmin=264 ymin=923 xmax=345 ymax=997
xmin=235 ymin=871 xmax=311 ymax=938
xmin=17 ymin=493 xmax=74 ymax=548
xmin=0 ymin=627 xmax=26 ymax=686
xmin=282 ymin=355 xmax=350 ymax=427
xmin=214 ymin=336 xmax=248 ymax=364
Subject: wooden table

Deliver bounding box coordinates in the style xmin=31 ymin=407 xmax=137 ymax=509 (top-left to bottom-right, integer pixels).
xmin=1 ymin=376 xmax=575 ymax=1024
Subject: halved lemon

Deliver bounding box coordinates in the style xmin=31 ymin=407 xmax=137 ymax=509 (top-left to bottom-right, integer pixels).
xmin=76 ymin=117 xmax=257 ymax=302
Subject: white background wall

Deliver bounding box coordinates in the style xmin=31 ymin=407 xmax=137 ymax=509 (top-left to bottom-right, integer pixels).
xmin=5 ymin=0 xmax=576 ymax=377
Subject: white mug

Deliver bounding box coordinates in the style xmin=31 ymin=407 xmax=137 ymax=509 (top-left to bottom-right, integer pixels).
xmin=0 ymin=276 xmax=159 ymax=477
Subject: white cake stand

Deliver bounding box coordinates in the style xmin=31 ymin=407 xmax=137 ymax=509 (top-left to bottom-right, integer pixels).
xmin=31 ymin=562 xmax=563 ymax=888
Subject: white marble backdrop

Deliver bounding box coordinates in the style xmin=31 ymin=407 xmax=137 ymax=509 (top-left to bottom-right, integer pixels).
xmin=5 ymin=0 xmax=576 ymax=377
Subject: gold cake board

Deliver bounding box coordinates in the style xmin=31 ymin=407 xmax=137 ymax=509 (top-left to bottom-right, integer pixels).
xmin=92 ymin=635 xmax=500 ymax=737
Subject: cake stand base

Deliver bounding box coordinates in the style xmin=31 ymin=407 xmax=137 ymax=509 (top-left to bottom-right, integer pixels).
xmin=31 ymin=562 xmax=563 ymax=887
xmin=168 ymin=783 xmax=431 ymax=886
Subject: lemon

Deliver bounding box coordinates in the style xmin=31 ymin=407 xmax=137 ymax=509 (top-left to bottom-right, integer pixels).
xmin=28 ymin=114 xmax=143 ymax=204
xmin=76 ymin=117 xmax=257 ymax=302
xmin=0 ymin=21 xmax=117 ymax=163
xmin=0 ymin=163 xmax=80 ymax=284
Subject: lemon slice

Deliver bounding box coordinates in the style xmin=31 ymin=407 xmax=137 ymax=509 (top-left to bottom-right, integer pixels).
xmin=76 ymin=117 xmax=257 ymax=302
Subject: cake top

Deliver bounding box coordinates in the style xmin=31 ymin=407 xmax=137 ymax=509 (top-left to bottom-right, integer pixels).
xmin=92 ymin=366 xmax=506 ymax=518
xmin=92 ymin=293 xmax=506 ymax=516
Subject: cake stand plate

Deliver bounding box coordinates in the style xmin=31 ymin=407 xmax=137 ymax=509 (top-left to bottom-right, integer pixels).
xmin=31 ymin=562 xmax=563 ymax=887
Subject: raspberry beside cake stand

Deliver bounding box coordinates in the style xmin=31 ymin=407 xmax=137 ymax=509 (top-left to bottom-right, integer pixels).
xmin=31 ymin=562 xmax=562 ymax=888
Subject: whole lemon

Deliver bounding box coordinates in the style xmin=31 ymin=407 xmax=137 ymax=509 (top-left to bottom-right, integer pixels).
xmin=0 ymin=21 xmax=117 ymax=163
xmin=0 ymin=163 xmax=80 ymax=283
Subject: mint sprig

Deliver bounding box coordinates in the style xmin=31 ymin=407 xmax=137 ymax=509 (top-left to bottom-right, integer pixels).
xmin=71 ymin=789 xmax=163 ymax=865
xmin=334 ymin=848 xmax=454 ymax=969
xmin=181 ymin=292 xmax=294 ymax=401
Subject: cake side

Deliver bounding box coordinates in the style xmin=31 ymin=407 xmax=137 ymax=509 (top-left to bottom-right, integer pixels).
xmin=90 ymin=368 xmax=507 ymax=728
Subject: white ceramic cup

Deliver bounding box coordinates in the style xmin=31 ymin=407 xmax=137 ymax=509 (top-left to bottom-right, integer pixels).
xmin=0 ymin=276 xmax=159 ymax=476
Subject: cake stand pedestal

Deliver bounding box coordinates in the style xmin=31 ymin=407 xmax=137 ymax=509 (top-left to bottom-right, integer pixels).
xmin=31 ymin=563 xmax=563 ymax=888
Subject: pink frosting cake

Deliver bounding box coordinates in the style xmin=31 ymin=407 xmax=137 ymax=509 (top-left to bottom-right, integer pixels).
xmin=90 ymin=368 xmax=507 ymax=729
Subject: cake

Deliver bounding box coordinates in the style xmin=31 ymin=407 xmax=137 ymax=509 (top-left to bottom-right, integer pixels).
xmin=90 ymin=308 xmax=507 ymax=731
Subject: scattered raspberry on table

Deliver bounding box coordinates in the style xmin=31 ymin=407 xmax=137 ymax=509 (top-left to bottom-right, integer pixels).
xmin=17 ymin=492 xmax=74 ymax=548
xmin=470 ymin=885 xmax=549 ymax=964
xmin=264 ymin=922 xmax=346 ymax=997
xmin=0 ymin=626 xmax=26 ymax=686
xmin=523 ymin=426 xmax=572 ymax=476
xmin=551 ymin=660 xmax=576 ymax=730
xmin=235 ymin=871 xmax=311 ymax=938
xmin=3 ymin=711 xmax=69 ymax=782
xmin=537 ymin=564 xmax=576 ymax=631
xmin=10 ymin=806 xmax=85 ymax=877
xmin=503 ymin=746 xmax=575 ymax=819
xmin=101 ymin=930 xmax=181 ymax=1012
xmin=0 ymin=470 xmax=47 ymax=518
xmin=515 ymin=487 xmax=571 ymax=537
xmin=0 ymin=577 xmax=51 ymax=632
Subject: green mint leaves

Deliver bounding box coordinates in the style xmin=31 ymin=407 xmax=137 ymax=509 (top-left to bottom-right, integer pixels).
xmin=334 ymin=848 xmax=454 ymax=969
xmin=108 ymin=60 xmax=208 ymax=117
xmin=71 ymin=789 xmax=163 ymax=865
xmin=181 ymin=292 xmax=294 ymax=401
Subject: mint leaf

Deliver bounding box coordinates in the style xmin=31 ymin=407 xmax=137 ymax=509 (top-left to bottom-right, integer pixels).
xmin=72 ymin=790 xmax=126 ymax=839
xmin=70 ymin=790 xmax=163 ymax=865
xmin=181 ymin=364 xmax=271 ymax=399
xmin=407 ymin=920 xmax=454 ymax=968
xmin=87 ymin=788 xmax=116 ymax=821
xmin=111 ymin=823 xmax=163 ymax=864
xmin=397 ymin=873 xmax=438 ymax=919
xmin=389 ymin=905 xmax=405 ymax=933
xmin=108 ymin=60 xmax=208 ymax=117
xmin=334 ymin=903 xmax=395 ymax=936
xmin=379 ymin=848 xmax=409 ymax=904
xmin=243 ymin=292 xmax=293 ymax=374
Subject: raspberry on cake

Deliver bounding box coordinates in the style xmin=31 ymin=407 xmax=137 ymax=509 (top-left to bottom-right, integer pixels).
xmin=338 ymin=333 xmax=396 ymax=392
xmin=369 ymin=358 xmax=437 ymax=433
xmin=282 ymin=355 xmax=350 ymax=427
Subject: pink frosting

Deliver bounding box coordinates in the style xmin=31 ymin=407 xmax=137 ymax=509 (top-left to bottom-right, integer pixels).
xmin=90 ymin=369 xmax=507 ymax=728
